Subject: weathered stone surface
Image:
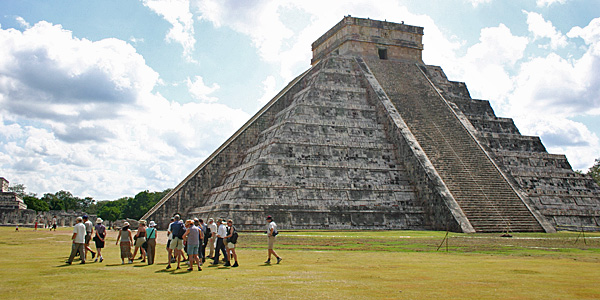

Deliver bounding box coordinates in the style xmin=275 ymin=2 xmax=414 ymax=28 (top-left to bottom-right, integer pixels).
xmin=143 ymin=16 xmax=600 ymax=232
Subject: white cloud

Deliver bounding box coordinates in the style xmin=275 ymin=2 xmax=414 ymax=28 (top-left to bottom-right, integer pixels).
xmin=186 ymin=75 xmax=220 ymax=102
xmin=257 ymin=75 xmax=277 ymax=105
xmin=0 ymin=20 xmax=250 ymax=199
xmin=523 ymin=11 xmax=567 ymax=49
xmin=15 ymin=16 xmax=30 ymax=29
xmin=141 ymin=0 xmax=196 ymax=62
xmin=536 ymin=0 xmax=567 ymax=7
xmin=466 ymin=0 xmax=492 ymax=7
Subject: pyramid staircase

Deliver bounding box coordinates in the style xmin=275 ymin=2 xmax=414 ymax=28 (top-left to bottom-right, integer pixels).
xmin=364 ymin=58 xmax=546 ymax=232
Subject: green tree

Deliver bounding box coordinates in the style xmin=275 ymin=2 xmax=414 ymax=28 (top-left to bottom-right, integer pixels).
xmin=7 ymin=183 xmax=28 ymax=198
xmin=588 ymin=158 xmax=600 ymax=186
xmin=23 ymin=195 xmax=49 ymax=212
xmin=42 ymin=193 xmax=62 ymax=210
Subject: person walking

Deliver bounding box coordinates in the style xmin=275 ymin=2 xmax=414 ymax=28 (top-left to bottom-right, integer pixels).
xmin=199 ymin=219 xmax=209 ymax=263
xmin=93 ymin=218 xmax=106 ymax=262
xmin=66 ymin=217 xmax=86 ymax=265
xmin=213 ymin=219 xmax=230 ymax=266
xmin=51 ymin=215 xmax=57 ymax=231
xmin=116 ymin=222 xmax=133 ymax=264
xmin=82 ymin=215 xmax=96 ymax=261
xmin=265 ymin=216 xmax=282 ymax=264
xmin=183 ymin=219 xmax=202 ymax=271
xmin=166 ymin=217 xmax=175 ymax=264
xmin=167 ymin=215 xmax=185 ymax=270
xmin=132 ymin=220 xmax=147 ymax=263
xmin=146 ymin=221 xmax=157 ymax=265
xmin=225 ymin=219 xmax=239 ymax=267
xmin=207 ymin=218 xmax=217 ymax=259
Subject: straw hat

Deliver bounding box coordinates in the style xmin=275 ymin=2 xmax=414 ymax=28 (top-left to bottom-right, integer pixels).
xmin=149 ymin=221 xmax=156 ymax=227
xmin=96 ymin=218 xmax=103 ymax=224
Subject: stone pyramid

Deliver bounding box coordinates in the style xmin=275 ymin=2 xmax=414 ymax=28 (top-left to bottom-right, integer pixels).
xmin=143 ymin=16 xmax=600 ymax=232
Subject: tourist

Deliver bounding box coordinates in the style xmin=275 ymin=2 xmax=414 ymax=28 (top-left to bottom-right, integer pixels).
xmin=167 ymin=214 xmax=185 ymax=270
xmin=66 ymin=217 xmax=86 ymax=264
xmin=207 ymin=218 xmax=217 ymax=259
xmin=146 ymin=221 xmax=157 ymax=265
xmin=213 ymin=219 xmax=229 ymax=266
xmin=182 ymin=219 xmax=202 ymax=271
xmin=132 ymin=220 xmax=147 ymax=262
xmin=265 ymin=215 xmax=282 ymax=264
xmin=51 ymin=215 xmax=57 ymax=231
xmin=167 ymin=217 xmax=176 ymax=264
xmin=116 ymin=222 xmax=133 ymax=264
xmin=82 ymin=215 xmax=96 ymax=261
xmin=199 ymin=218 xmax=208 ymax=263
xmin=225 ymin=219 xmax=239 ymax=267
xmin=93 ymin=218 xmax=106 ymax=262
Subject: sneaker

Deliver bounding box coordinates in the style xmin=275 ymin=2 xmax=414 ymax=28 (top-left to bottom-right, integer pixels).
xmin=99 ymin=257 xmax=103 ymax=263
xmin=198 ymin=266 xmax=202 ymax=271
xmin=80 ymin=261 xmax=85 ymax=264
xmin=264 ymin=260 xmax=271 ymax=264
xmin=94 ymin=258 xmax=98 ymax=262
xmin=128 ymin=259 xmax=133 ymax=264
xmin=66 ymin=261 xmax=72 ymax=265
xmin=176 ymin=266 xmax=181 ymax=270
xmin=224 ymin=261 xmax=231 ymax=267
xmin=232 ymin=262 xmax=239 ymax=267
xmin=121 ymin=261 xmax=124 ymax=265
xmin=187 ymin=267 xmax=193 ymax=271
xmin=91 ymin=252 xmax=96 ymax=259
xmin=141 ymin=260 xmax=145 ymax=263
xmin=277 ymin=257 xmax=282 ymax=264
xmin=166 ymin=265 xmax=171 ymax=269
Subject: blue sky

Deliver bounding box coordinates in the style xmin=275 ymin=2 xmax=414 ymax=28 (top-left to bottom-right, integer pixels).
xmin=0 ymin=0 xmax=599 ymax=200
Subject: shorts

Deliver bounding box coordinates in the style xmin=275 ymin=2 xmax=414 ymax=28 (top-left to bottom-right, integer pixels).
xmin=170 ymin=237 xmax=184 ymax=250
xmin=94 ymin=236 xmax=105 ymax=249
xmin=268 ymin=236 xmax=276 ymax=250
xmin=187 ymin=244 xmax=199 ymax=255
xmin=227 ymin=242 xmax=235 ymax=249
xmin=134 ymin=236 xmax=146 ymax=247
xmin=85 ymin=233 xmax=92 ymax=245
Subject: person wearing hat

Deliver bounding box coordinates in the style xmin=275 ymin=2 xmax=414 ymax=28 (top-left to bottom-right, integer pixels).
xmin=265 ymin=215 xmax=282 ymax=264
xmin=146 ymin=221 xmax=157 ymax=265
xmin=93 ymin=218 xmax=107 ymax=262
xmin=116 ymin=221 xmax=133 ymax=264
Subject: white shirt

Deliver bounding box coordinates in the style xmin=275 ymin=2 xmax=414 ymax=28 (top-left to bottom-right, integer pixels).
xmin=73 ymin=223 xmax=86 ymax=243
xmin=267 ymin=221 xmax=277 ymax=235
xmin=209 ymin=222 xmax=217 ymax=237
xmin=52 ymin=217 xmax=57 ymax=225
xmin=84 ymin=220 xmax=93 ymax=233
xmin=217 ymin=224 xmax=227 ymax=238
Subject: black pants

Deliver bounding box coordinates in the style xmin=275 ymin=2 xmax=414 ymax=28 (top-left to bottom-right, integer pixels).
xmin=201 ymin=238 xmax=208 ymax=259
xmin=213 ymin=238 xmax=228 ymax=263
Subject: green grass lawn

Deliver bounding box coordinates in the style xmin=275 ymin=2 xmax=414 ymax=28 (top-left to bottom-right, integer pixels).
xmin=1 ymin=227 xmax=599 ymax=299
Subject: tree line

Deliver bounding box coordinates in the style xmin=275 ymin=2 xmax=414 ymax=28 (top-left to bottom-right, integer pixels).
xmin=7 ymin=184 xmax=171 ymax=222
xmin=7 ymin=158 xmax=600 ymax=221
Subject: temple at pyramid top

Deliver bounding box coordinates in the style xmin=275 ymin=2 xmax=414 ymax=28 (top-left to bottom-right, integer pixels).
xmin=311 ymin=16 xmax=424 ymax=65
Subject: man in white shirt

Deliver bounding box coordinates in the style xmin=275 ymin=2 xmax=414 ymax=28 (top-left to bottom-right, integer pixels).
xmin=265 ymin=215 xmax=282 ymax=264
xmin=212 ymin=219 xmax=230 ymax=266
xmin=66 ymin=217 xmax=87 ymax=264
xmin=207 ymin=218 xmax=217 ymax=259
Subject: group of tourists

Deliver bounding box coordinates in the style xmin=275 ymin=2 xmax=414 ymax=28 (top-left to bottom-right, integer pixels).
xmin=165 ymin=215 xmax=240 ymax=271
xmin=65 ymin=214 xmax=283 ymax=270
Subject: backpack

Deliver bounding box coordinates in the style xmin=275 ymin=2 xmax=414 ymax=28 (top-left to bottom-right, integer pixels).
xmin=171 ymin=222 xmax=185 ymax=239
xmin=230 ymin=227 xmax=238 ymax=244
xmin=204 ymin=225 xmax=211 ymax=241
